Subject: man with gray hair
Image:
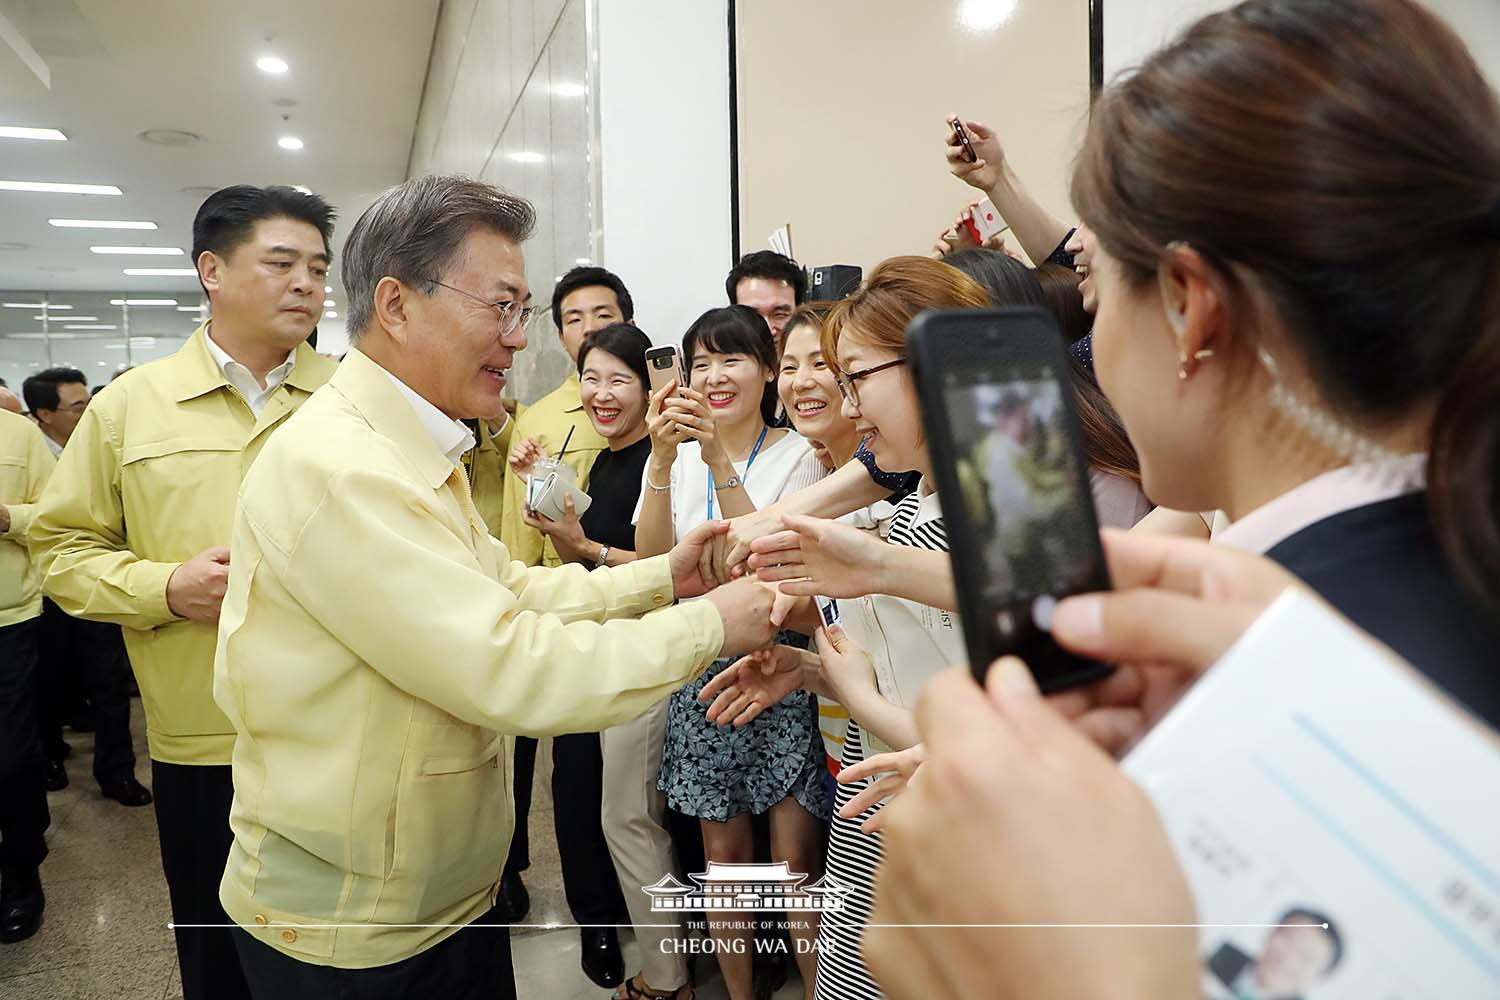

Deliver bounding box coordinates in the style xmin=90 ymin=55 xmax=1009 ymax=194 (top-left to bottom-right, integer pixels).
xmin=214 ymin=174 xmax=779 ymax=998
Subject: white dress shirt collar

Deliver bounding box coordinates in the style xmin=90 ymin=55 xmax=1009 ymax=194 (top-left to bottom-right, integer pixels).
xmin=375 ymin=368 xmax=476 ymax=468
xmin=204 ymin=324 xmax=296 ymax=418
xmin=1215 ymin=453 xmax=1427 ymax=555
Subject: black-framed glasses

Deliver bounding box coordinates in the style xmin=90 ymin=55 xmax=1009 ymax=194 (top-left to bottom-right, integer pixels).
xmin=834 ymin=358 xmax=905 ymax=408
xmin=427 ymin=278 xmax=535 ymax=336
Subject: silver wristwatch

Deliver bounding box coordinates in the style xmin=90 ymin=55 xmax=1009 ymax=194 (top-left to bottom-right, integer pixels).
xmin=717 ymin=475 xmax=742 ymax=490
xmin=597 ymin=544 xmax=611 ymax=566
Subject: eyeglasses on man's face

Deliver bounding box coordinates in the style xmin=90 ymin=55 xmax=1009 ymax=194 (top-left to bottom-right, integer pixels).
xmin=426 ymin=278 xmax=535 ymax=336
xmin=833 ymin=357 xmax=905 ymax=408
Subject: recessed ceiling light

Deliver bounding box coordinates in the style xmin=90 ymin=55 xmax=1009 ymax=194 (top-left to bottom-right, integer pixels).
xmin=278 ymin=136 xmax=304 ymax=151
xmin=324 ymin=285 xmax=332 ymax=293
xmin=553 ymin=82 xmax=587 ymax=98
xmin=0 ymin=180 xmax=122 ymax=195
xmin=174 ymin=305 xmax=205 ymax=312
xmin=323 ymin=300 xmax=335 ymax=307
xmin=575 ymin=258 xmax=591 ymax=265
xmin=0 ymin=126 xmax=67 ymax=141
xmin=50 ymin=219 xmax=158 ymax=230
xmin=257 ymin=55 xmax=289 ymax=75
xmin=508 ymin=151 xmax=544 ymax=164
xmin=109 ymin=298 xmax=179 ymax=306
xmin=325 ymin=311 xmax=338 ymax=319
xmin=3 ymin=302 xmax=71 ymax=309
xmin=65 ymin=324 xmax=118 ymax=330
xmin=138 ymin=129 xmax=202 ymax=147
xmin=91 ymin=246 xmax=186 ymax=255
xmin=122 ymin=268 xmax=197 ymax=276
xmin=36 ymin=315 xmax=96 ymax=321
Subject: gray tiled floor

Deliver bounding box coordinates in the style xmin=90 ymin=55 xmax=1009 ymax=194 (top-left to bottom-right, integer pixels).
xmin=2 ymin=710 xmax=805 ymax=999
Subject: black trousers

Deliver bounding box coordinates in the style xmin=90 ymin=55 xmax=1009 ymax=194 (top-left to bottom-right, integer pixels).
xmin=38 ymin=598 xmax=136 ymax=785
xmin=152 ymin=760 xmax=252 ymax=1000
xmin=0 ymin=618 xmax=50 ymax=873
xmin=234 ymin=907 xmax=515 ymax=1000
xmin=505 ymin=733 xmax=627 ymax=925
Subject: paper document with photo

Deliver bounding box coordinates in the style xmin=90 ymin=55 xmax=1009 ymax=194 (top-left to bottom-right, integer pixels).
xmin=1122 ymin=591 xmax=1500 ymax=1000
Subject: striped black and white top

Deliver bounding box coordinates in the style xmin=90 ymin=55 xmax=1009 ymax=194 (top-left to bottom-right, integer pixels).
xmin=814 ymin=489 xmax=948 ymax=1000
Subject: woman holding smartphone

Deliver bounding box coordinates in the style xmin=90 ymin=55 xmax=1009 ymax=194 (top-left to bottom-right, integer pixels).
xmin=634 ymin=305 xmax=828 ymax=1000
xmin=700 ymin=257 xmax=991 ymax=1000
xmin=525 ymin=324 xmax=704 ymax=1000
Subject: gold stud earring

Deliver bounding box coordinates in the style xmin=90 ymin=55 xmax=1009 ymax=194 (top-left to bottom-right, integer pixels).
xmin=1178 ymin=348 xmax=1215 ymax=380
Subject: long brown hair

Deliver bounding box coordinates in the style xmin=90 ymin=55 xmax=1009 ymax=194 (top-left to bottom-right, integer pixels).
xmin=1072 ymin=0 xmax=1500 ymax=608
xmin=821 ymin=256 xmax=990 ymax=366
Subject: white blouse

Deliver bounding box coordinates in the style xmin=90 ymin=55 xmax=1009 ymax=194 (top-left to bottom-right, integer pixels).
xmin=632 ymin=429 xmax=824 ymax=542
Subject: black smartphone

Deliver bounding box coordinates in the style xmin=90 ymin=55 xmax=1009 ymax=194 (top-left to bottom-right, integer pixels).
xmin=908 ymin=307 xmax=1114 ymax=693
xmin=949 ymin=117 xmax=978 ymax=164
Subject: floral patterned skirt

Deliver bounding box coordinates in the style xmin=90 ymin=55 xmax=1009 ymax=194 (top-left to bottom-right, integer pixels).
xmin=658 ymin=650 xmax=831 ymax=823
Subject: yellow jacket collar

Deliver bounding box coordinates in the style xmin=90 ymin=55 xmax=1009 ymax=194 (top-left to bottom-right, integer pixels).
xmin=331 ymin=349 xmax=457 ymax=490
xmin=172 ymin=323 xmax=327 ymax=404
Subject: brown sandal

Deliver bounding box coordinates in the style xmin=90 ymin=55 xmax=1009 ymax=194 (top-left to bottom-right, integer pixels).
xmin=610 ymin=972 xmax=695 ymax=1000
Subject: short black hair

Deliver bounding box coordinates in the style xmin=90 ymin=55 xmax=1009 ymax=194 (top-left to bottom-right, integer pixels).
xmin=682 ymin=305 xmax=780 ymax=425
xmin=1276 ymin=908 xmax=1343 ymax=973
xmin=577 ymin=323 xmax=652 ymax=388
xmin=191 ymin=185 xmax=337 ymax=293
xmin=23 ymin=367 xmax=88 ymax=414
xmin=727 ymin=250 xmax=806 ymax=306
xmin=552 ymin=266 xmax=635 ymax=330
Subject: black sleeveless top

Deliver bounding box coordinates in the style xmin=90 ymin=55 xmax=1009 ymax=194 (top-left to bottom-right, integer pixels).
xmin=1266 ymin=494 xmax=1500 ymax=729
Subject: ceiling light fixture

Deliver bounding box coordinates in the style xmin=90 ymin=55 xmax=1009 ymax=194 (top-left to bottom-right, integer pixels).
xmin=4 ymin=302 xmax=71 ymax=309
xmin=90 ymin=246 xmax=185 ymax=255
xmin=122 ymin=268 xmax=197 ymax=276
xmin=65 ymin=324 xmax=118 ymax=330
xmin=109 ymin=298 xmax=179 ymax=306
xmin=0 ymin=126 xmax=67 ymax=141
xmin=257 ymin=55 xmax=289 ymax=74
xmin=325 ymin=311 xmax=338 ymax=319
xmin=0 ymin=180 xmax=122 ymax=195
xmin=958 ymin=0 xmax=1019 ymax=32
xmin=36 ymin=315 xmax=96 ymax=321
xmin=324 ymin=285 xmax=332 ymax=293
xmin=508 ymin=151 xmax=544 ymax=164
xmin=278 ymin=136 xmax=304 ymax=151
xmin=174 ymin=305 xmax=205 ymax=312
xmin=553 ymin=82 xmax=587 ymax=98
xmin=49 ymin=219 xmax=158 ymax=230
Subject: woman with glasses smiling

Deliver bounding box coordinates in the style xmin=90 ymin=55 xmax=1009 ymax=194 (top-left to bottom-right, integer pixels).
xmin=698 ymin=257 xmax=991 ymax=1000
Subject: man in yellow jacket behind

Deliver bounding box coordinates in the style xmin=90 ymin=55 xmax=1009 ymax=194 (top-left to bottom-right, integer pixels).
xmin=213 ymin=174 xmax=779 ymax=1000
xmin=29 ymin=185 xmax=339 ymax=1000
xmin=0 ymin=410 xmax=56 ymax=944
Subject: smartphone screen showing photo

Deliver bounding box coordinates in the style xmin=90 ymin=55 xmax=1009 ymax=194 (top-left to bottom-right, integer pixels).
xmin=944 ymin=373 xmax=1100 ymax=616
xmin=909 ymin=307 xmax=1112 ymax=692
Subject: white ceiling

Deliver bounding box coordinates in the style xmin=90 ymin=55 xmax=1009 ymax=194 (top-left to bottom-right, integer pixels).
xmin=0 ymin=0 xmax=441 ymax=303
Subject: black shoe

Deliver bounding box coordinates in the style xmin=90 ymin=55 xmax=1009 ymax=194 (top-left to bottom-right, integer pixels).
xmin=495 ymin=871 xmax=529 ymax=924
xmin=100 ymin=776 xmax=153 ymax=807
xmin=43 ymin=760 xmax=68 ymax=792
xmin=580 ymin=927 xmax=624 ymax=989
xmin=0 ymin=868 xmax=44 ymax=944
